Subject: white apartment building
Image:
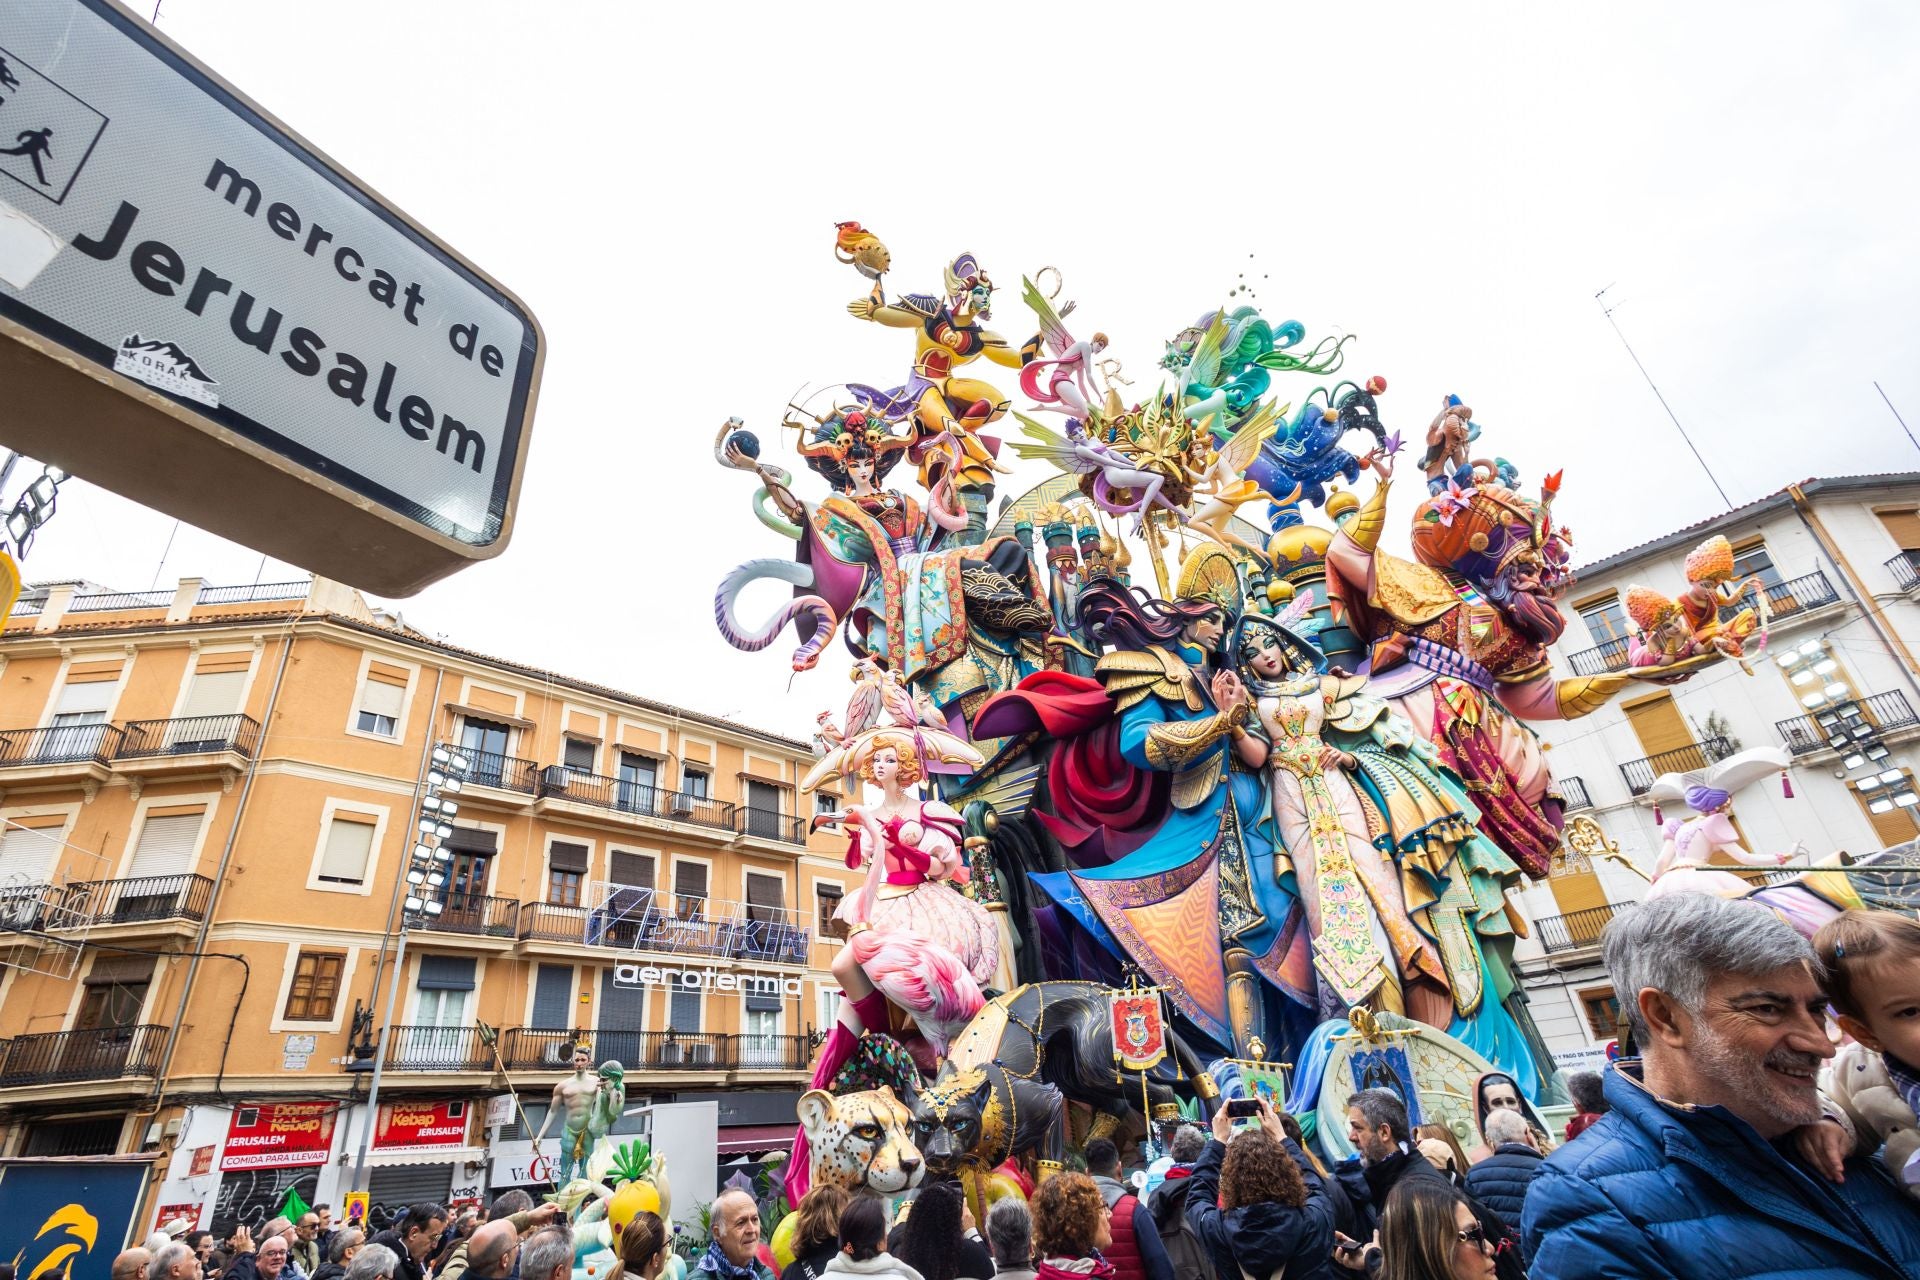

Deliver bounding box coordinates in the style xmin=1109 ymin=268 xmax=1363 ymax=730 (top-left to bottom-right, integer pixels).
xmin=1509 ymin=472 xmax=1920 ymax=1073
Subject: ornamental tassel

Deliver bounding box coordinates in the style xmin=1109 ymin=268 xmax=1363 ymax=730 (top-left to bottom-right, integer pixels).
xmin=1782 ymin=770 xmax=1795 ymax=799
xmin=1651 ymin=801 xmax=1663 ymax=825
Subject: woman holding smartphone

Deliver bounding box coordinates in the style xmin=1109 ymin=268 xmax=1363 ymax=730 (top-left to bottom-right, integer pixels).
xmin=1183 ymin=1096 xmax=1336 ymax=1280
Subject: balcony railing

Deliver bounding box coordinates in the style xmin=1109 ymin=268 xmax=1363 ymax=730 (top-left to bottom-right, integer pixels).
xmin=10 ymin=596 xmax=43 ymax=616
xmin=382 ymin=1024 xmax=493 ymax=1072
xmin=0 ymin=1024 xmax=168 ymax=1085
xmin=461 ymin=748 xmax=539 ymax=794
xmin=117 ymin=714 xmax=261 ymax=760
xmin=67 ymin=589 xmax=173 ymax=613
xmin=1568 ymin=636 xmax=1632 ymax=676
xmin=535 ymin=769 xmax=738 ymax=833
xmin=1536 ymin=903 xmax=1630 ymax=954
xmin=1554 ymin=776 xmax=1593 ymax=811
xmin=421 ymin=891 xmax=519 ymax=938
xmin=498 ymin=1028 xmax=813 ymax=1073
xmin=67 ymin=874 xmax=214 ymax=925
xmin=521 ymin=889 xmax=811 ymax=963
xmin=0 ymin=722 xmax=125 ymax=767
xmin=1888 ymin=551 xmax=1920 ymax=593
xmin=1725 ymin=571 xmax=1839 ymax=623
xmin=736 ymin=1033 xmax=813 ymax=1071
xmin=736 ymin=806 xmax=807 ymax=845
xmin=1775 ymin=690 xmax=1919 ymax=756
xmin=197 ymin=581 xmax=310 ymax=605
xmin=1619 ymin=737 xmax=1735 ymax=796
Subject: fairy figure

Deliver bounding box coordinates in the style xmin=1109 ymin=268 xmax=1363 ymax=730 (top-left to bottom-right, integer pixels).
xmin=1008 ymin=412 xmax=1191 ymax=535
xmin=1018 ymin=273 xmax=1108 ymax=419
xmin=1185 ymin=401 xmax=1299 ymax=554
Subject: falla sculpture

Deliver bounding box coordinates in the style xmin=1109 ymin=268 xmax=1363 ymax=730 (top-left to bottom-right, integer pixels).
xmin=706 ymin=224 xmax=1859 ymax=1208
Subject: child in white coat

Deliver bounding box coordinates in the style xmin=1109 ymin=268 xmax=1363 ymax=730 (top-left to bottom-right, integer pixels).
xmin=1802 ymin=909 xmax=1920 ymax=1200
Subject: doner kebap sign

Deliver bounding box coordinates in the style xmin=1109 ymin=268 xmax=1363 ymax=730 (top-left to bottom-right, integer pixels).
xmin=0 ymin=0 xmax=542 ymax=594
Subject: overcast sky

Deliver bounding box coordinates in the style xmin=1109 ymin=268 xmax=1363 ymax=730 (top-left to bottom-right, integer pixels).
xmin=12 ymin=1 xmax=1920 ymax=738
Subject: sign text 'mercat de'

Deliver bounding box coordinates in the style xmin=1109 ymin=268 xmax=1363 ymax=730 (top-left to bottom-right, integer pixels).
xmin=0 ymin=0 xmax=541 ymax=594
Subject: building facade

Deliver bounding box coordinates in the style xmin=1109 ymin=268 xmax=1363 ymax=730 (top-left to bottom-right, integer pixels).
xmin=0 ymin=575 xmax=847 ymax=1234
xmin=1509 ymin=473 xmax=1920 ymax=1075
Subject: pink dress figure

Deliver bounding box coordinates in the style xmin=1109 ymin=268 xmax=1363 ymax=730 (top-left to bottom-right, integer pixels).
xmin=1643 ymin=747 xmax=1798 ymax=900
xmin=1647 ymin=784 xmax=1792 ymax=900
xmin=786 ymin=727 xmax=996 ymax=1205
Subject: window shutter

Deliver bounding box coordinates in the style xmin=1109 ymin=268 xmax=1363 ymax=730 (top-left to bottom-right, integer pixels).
xmin=417 ymin=955 xmax=476 ymax=991
xmin=0 ymin=822 xmax=63 ymax=883
xmin=609 ymin=851 xmax=654 ymax=889
xmin=53 ymin=680 xmax=115 ymax=717
xmin=127 ymin=812 xmax=203 ymax=880
xmin=318 ymin=817 xmax=376 ymax=883
xmin=669 ymin=989 xmax=702 ymax=1032
xmin=548 ymin=842 xmax=590 ymax=874
xmin=597 ymin=967 xmax=646 ymax=1065
xmin=744 ymin=988 xmax=782 ymax=1013
xmin=673 ymin=861 xmax=707 ymax=899
xmin=745 ymin=873 xmax=785 ymax=922
xmin=180 ymin=669 xmax=246 ymax=720
xmin=532 ymin=964 xmax=574 ymax=1029
xmin=1878 ymin=508 xmax=1920 ymax=550
xmin=85 ymin=954 xmax=156 ymax=986
xmin=367 ymin=661 xmax=410 ymax=687
xmin=443 ymin=827 xmax=498 ymax=855
xmin=361 ymin=678 xmax=405 ymax=719
xmin=564 ymin=739 xmax=596 ymax=771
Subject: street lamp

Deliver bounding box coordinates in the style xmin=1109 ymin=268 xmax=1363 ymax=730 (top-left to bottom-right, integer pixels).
xmin=344 ymin=743 xmax=472 ymax=1194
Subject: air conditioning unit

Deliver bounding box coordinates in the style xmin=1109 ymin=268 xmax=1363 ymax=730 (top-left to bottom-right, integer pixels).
xmin=668 ymin=793 xmax=696 ymax=818
xmin=541 ymin=1041 xmax=576 ymax=1067
xmin=687 ymin=1043 xmax=714 ymax=1065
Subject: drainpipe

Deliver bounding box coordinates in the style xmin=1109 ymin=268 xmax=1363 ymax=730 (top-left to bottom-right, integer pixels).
xmin=1787 ymin=485 xmax=1920 ymax=706
xmin=359 ymin=665 xmax=447 ymax=1024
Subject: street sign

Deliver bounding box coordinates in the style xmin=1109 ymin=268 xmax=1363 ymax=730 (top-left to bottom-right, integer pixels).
xmin=0 ymin=1 xmax=541 ymax=595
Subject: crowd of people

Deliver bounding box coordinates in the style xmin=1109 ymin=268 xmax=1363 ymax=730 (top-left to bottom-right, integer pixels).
xmin=102 ymin=898 xmax=1920 ymax=1280
xmin=778 ymin=899 xmax=1920 ymax=1280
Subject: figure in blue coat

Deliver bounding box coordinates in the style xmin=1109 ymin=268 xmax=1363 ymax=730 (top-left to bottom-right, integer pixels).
xmin=1523 ymin=893 xmax=1920 ymax=1279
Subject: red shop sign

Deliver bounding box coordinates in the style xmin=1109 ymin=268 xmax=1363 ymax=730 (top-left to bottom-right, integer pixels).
xmin=222 ymin=1102 xmax=337 ymax=1170
xmin=375 ymin=1100 xmax=470 ymax=1149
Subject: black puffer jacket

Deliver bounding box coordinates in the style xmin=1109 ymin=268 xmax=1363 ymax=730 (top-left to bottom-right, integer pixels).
xmin=1183 ymin=1138 xmax=1335 ymax=1280
xmin=1462 ymin=1141 xmax=1545 ymax=1228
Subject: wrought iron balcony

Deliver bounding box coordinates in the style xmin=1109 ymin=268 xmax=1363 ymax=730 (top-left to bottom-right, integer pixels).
xmin=1567 ymin=636 xmax=1632 ymax=676
xmin=535 ymin=768 xmax=737 ymax=833
xmin=519 ymin=889 xmax=811 ymax=963
xmin=1535 ymin=903 xmax=1630 ymax=955
xmin=493 ymin=1028 xmax=815 ymax=1074
xmin=382 ymin=1024 xmax=494 ymax=1072
xmin=1619 ymin=737 xmax=1735 ymax=796
xmin=197 ymin=581 xmax=310 ymax=605
xmin=460 ymin=748 xmax=539 ymax=794
xmin=67 ymin=874 xmax=214 ymax=926
xmin=117 ymin=714 xmax=260 ymax=760
xmin=420 ymin=891 xmax=519 ymax=938
xmin=1775 ymin=691 xmax=1919 ymax=756
xmin=591 ymin=1030 xmax=733 ymax=1071
xmin=1555 ymin=776 xmax=1593 ymax=811
xmin=1725 ymin=570 xmax=1839 ymax=623
xmin=67 ymin=589 xmax=173 ymax=613
xmin=736 ymin=806 xmax=807 ymax=845
xmin=0 ymin=722 xmax=125 ymax=767
xmin=1888 ymin=551 xmax=1920 ymax=594
xmin=0 ymin=1024 xmax=168 ymax=1085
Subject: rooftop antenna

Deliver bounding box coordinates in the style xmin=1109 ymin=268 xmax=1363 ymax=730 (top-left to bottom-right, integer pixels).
xmin=1595 ymin=285 xmax=1732 ymax=509
xmin=1874 ymin=381 xmax=1920 ymax=458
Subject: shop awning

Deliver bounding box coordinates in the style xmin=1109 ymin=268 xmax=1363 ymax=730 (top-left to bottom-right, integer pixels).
xmin=717 ymin=1125 xmax=793 ymax=1155
xmin=363 ymin=1144 xmax=486 ymax=1168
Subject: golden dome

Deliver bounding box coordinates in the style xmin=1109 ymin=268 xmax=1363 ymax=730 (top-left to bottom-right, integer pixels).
xmin=1325 ymin=489 xmax=1360 ymax=520
xmin=1266 ymin=524 xmax=1335 ymax=586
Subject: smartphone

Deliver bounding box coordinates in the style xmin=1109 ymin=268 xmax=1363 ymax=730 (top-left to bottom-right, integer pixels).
xmin=1225 ymin=1097 xmax=1261 ymax=1119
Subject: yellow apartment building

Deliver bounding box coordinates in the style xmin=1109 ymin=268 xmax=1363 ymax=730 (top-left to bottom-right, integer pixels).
xmin=0 ymin=574 xmax=847 ymax=1234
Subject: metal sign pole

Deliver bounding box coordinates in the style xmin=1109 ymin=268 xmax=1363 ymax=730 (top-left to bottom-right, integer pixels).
xmin=348 ymin=927 xmax=409 ymax=1199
